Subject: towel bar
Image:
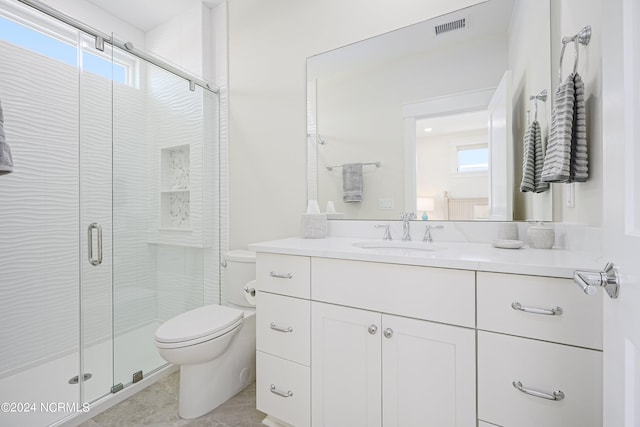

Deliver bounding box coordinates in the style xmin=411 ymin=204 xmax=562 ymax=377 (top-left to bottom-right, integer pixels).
xmin=326 ymin=161 xmax=380 ymax=171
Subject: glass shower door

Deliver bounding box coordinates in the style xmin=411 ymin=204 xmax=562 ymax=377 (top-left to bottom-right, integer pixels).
xmin=111 ymin=40 xmax=212 ymax=388
xmin=79 ymin=32 xmax=115 ymax=403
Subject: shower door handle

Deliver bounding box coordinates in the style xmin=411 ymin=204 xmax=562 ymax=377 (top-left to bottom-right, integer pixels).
xmin=88 ymin=223 xmax=103 ymax=266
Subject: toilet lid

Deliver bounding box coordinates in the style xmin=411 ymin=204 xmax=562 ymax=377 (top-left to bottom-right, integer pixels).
xmin=155 ymin=305 xmax=244 ymax=344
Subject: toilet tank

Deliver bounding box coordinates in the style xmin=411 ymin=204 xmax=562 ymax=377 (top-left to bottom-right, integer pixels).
xmin=224 ymin=249 xmax=256 ymax=307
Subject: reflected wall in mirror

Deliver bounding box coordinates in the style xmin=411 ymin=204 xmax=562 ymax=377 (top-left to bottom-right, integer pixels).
xmin=307 ymin=0 xmax=553 ymax=221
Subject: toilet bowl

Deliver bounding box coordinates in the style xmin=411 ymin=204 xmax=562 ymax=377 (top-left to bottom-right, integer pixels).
xmin=154 ymin=249 xmax=257 ymax=419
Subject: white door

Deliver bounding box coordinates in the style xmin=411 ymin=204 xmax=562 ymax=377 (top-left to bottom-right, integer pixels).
xmin=488 ymin=70 xmax=513 ymax=220
xmin=382 ymin=314 xmax=476 ymax=427
xmin=602 ymin=0 xmax=640 ymax=425
xmin=311 ymin=302 xmax=382 ymax=427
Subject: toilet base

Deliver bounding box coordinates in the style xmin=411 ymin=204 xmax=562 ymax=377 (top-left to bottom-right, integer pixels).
xmin=177 ymin=311 xmax=256 ymax=419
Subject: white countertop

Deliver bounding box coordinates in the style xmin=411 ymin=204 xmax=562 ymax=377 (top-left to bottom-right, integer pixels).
xmin=248 ymin=237 xmax=604 ymax=278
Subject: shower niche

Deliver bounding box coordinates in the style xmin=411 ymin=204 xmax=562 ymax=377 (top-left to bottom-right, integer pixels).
xmin=160 ymin=144 xmax=191 ymax=230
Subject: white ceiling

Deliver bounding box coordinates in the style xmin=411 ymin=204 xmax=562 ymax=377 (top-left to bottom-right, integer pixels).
xmin=86 ymin=0 xmax=225 ymax=32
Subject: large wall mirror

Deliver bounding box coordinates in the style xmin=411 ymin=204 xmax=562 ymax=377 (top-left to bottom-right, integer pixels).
xmin=307 ymin=0 xmax=553 ymax=221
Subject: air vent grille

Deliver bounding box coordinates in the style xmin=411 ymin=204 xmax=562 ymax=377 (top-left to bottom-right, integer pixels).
xmin=435 ymin=18 xmax=466 ymax=35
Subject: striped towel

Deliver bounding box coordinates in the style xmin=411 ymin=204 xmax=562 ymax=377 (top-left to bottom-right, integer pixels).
xmin=541 ymin=74 xmax=575 ymax=182
xmin=520 ymin=120 xmax=549 ymax=193
xmin=541 ymin=72 xmax=588 ymax=183
xmin=571 ymin=73 xmax=588 ymax=181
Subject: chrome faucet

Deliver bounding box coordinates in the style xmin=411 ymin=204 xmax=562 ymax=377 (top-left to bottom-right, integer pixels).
xmin=399 ymin=212 xmax=416 ymax=241
xmin=423 ymin=224 xmax=444 ymax=243
xmin=375 ymin=224 xmax=392 ymax=241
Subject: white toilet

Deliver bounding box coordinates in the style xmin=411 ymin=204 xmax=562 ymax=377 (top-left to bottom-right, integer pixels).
xmin=154 ymin=249 xmax=257 ymax=419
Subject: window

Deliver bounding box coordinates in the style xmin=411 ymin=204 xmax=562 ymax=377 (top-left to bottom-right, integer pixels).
xmin=456 ymin=144 xmax=488 ymax=173
xmin=0 ymin=15 xmax=126 ymax=84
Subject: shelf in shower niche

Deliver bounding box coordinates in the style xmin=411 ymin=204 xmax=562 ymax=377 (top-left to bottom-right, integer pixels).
xmin=161 ymin=189 xmax=190 ymax=194
xmin=160 ymin=144 xmax=191 ymax=231
xmin=160 ymin=190 xmax=191 ymax=230
xmin=161 ymin=144 xmax=190 ymax=191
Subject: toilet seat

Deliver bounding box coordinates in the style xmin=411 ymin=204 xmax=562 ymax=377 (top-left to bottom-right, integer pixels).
xmin=155 ymin=305 xmax=244 ymax=349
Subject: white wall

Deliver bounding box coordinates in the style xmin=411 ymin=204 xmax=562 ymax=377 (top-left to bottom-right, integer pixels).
xmin=145 ymin=0 xmax=209 ymax=79
xmin=550 ymin=0 xmax=603 ymax=225
xmin=227 ymin=0 xmax=484 ymax=249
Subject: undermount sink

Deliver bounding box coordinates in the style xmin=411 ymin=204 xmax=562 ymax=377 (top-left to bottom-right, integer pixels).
xmin=353 ymin=241 xmax=443 ymax=252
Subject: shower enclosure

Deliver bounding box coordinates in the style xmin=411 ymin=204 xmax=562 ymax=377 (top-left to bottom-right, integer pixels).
xmin=0 ymin=2 xmax=220 ymax=426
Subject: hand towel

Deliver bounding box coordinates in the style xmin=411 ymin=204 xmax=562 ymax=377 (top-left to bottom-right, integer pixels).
xmin=570 ymin=73 xmax=588 ymax=182
xmin=520 ymin=121 xmax=537 ymax=192
xmin=541 ymin=74 xmax=575 ymax=183
xmin=532 ymin=120 xmax=549 ymax=192
xmin=520 ymin=121 xmax=549 ymax=193
xmin=0 ymin=99 xmax=14 ymax=175
xmin=342 ymin=163 xmax=363 ymax=203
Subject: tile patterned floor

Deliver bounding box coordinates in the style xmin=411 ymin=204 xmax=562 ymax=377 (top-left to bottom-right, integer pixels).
xmin=80 ymin=373 xmax=265 ymax=427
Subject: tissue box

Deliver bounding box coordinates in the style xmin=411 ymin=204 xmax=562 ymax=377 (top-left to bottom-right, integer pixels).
xmin=301 ymin=213 xmax=327 ymax=239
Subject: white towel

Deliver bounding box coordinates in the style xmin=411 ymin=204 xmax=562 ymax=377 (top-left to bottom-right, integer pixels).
xmin=342 ymin=163 xmax=363 ymax=203
xmin=0 ymin=99 xmax=14 ymax=175
xmin=541 ymin=74 xmax=575 ymax=182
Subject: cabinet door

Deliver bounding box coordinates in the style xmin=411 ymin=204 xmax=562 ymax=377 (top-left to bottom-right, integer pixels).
xmin=382 ymin=314 xmax=476 ymax=427
xmin=311 ymin=302 xmax=382 ymax=427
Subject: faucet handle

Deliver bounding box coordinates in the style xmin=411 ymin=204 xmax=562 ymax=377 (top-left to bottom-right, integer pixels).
xmin=375 ymin=224 xmax=392 ymax=241
xmin=423 ymin=224 xmax=444 ymax=243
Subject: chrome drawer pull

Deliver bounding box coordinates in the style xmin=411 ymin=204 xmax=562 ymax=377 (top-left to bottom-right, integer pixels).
xmin=270 ymin=271 xmax=293 ymax=279
xmin=512 ymin=380 xmax=565 ymax=401
xmin=270 ymin=384 xmax=293 ymax=398
xmin=511 ymin=301 xmax=563 ymax=316
xmin=270 ymin=322 xmax=293 ymax=333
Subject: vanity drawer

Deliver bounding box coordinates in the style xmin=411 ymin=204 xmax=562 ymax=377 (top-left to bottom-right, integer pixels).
xmin=478 ymin=331 xmax=602 ymax=427
xmin=256 ymin=253 xmax=310 ymax=299
xmin=477 ymin=272 xmax=602 ymax=349
xmin=256 ymin=292 xmax=310 ymax=366
xmin=311 ymin=257 xmax=475 ymax=328
xmin=257 ymin=351 xmax=310 ymax=427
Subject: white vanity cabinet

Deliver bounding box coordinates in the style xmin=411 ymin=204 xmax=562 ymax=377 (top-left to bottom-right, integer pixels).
xmin=311 ymin=302 xmax=476 ymax=427
xmin=253 ymin=248 xmax=603 ymax=427
xmin=255 ymin=253 xmax=311 ymax=427
xmin=476 ymin=272 xmax=603 ymax=427
xmin=310 ymin=258 xmax=476 ymax=427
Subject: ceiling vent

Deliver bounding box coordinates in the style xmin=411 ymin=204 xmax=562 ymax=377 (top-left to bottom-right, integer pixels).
xmin=434 ymin=18 xmax=466 ymax=35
